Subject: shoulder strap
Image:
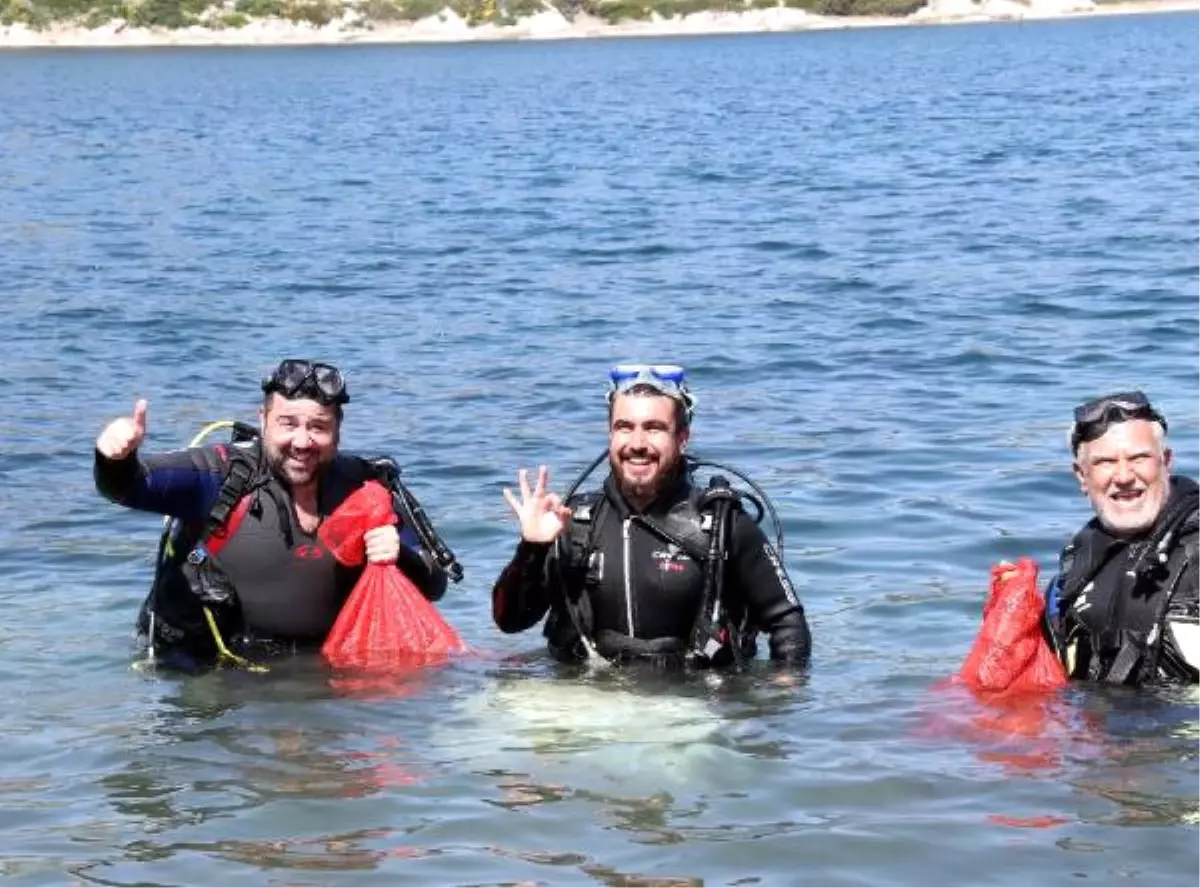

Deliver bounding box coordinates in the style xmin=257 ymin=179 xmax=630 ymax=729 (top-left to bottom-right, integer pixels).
xmin=688 ymin=476 xmax=743 ymax=666
xmin=1104 ymin=556 xmax=1190 ymax=686
xmin=565 ymin=490 xmax=605 ymax=556
xmin=547 ymin=491 xmax=608 ymax=657
xmin=202 ymin=436 xmax=271 ymax=546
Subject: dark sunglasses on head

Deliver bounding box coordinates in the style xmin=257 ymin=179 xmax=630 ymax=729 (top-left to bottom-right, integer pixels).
xmin=262 ymin=359 xmax=350 ymax=406
xmin=1070 ymin=390 xmax=1166 ymax=452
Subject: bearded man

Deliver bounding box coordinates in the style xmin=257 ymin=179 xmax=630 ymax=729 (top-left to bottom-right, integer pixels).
xmin=94 ymin=359 xmax=451 ymax=671
xmin=492 ymin=364 xmax=810 ymax=671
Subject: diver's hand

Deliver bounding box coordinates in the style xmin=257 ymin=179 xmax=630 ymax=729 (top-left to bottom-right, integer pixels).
xmin=364 ymin=523 xmax=400 ymax=565
xmin=96 ymin=399 xmax=148 ymax=460
xmin=503 ymin=465 xmax=572 ymax=544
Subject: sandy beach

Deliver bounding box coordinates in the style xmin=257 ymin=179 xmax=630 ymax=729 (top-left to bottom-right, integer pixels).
xmin=0 ymin=0 xmax=1195 ymax=49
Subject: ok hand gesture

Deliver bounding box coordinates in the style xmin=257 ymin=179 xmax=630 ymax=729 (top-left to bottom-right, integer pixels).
xmin=502 ymin=465 xmax=572 ymax=544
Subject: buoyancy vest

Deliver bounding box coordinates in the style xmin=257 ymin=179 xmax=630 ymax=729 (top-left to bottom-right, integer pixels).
xmin=137 ymin=422 xmax=278 ymax=669
xmin=137 ymin=422 xmax=463 ymax=671
xmin=546 ymin=473 xmax=753 ymax=669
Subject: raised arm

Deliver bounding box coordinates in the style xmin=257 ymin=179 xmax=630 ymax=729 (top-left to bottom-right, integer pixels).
xmin=493 ymin=466 xmax=572 ymax=633
xmin=94 ymin=399 xmax=226 ymax=521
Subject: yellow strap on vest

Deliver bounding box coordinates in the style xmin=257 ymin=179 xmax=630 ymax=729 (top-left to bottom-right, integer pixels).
xmin=190 ymin=420 xmax=236 ymax=448
xmin=203 ymin=606 xmax=268 ymax=673
xmin=193 ymin=421 xmax=268 ymax=673
xmin=196 ymin=421 xmax=266 ymax=672
xmin=195 ymin=422 xmax=269 ymax=673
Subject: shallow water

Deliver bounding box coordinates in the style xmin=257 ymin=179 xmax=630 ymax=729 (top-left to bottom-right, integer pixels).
xmin=0 ymin=14 xmax=1197 ymax=886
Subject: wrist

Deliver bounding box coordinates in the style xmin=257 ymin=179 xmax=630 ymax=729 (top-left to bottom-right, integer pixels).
xmin=516 ymin=539 xmax=552 ymax=561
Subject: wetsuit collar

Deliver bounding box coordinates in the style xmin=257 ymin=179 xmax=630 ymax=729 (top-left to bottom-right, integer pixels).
xmin=1168 ymin=475 xmax=1199 ymax=512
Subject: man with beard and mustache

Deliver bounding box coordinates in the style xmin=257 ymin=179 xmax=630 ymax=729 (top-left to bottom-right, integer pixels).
xmin=491 ymin=364 xmax=811 ymax=671
xmin=1044 ymin=390 xmax=1198 ymax=687
xmin=94 ymin=359 xmax=451 ymax=672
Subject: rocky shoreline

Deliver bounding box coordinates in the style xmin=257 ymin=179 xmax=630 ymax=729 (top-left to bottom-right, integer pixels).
xmin=0 ymin=0 xmax=1194 ymax=49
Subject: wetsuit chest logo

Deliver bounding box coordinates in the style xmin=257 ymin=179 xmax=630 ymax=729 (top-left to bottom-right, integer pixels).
xmin=652 ymin=543 xmax=691 ymax=573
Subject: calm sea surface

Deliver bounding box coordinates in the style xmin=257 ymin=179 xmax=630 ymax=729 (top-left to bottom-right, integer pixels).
xmin=1 ymin=14 xmax=1197 ymax=886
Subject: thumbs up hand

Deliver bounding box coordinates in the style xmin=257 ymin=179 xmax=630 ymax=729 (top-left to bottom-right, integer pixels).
xmin=96 ymin=399 xmax=148 ymax=460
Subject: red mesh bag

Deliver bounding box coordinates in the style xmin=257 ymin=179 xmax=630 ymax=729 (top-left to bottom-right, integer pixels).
xmin=319 ymin=481 xmax=465 ymax=670
xmin=958 ymin=558 xmax=1067 ymax=694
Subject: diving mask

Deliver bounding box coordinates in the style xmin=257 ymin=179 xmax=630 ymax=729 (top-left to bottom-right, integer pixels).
xmin=607 ymin=363 xmax=696 ymax=421
xmin=262 ymin=359 xmax=350 ymax=406
xmin=1070 ymin=390 xmax=1166 ymax=453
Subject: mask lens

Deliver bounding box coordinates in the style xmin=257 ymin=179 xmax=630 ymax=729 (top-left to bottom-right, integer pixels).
xmin=648 ymin=364 xmax=685 ymax=383
xmin=1085 ymin=401 xmax=1140 ymax=424
xmin=312 ymin=364 xmax=345 ymax=399
xmin=275 ymin=359 xmax=313 ymax=394
xmin=609 ymin=364 xmax=686 ymax=388
xmin=1074 ymin=392 xmax=1149 ymax=425
xmin=609 ymin=365 xmax=644 ymax=385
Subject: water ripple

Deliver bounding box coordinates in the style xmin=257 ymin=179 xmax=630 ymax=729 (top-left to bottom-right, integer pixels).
xmin=0 ymin=14 xmax=1197 ymax=887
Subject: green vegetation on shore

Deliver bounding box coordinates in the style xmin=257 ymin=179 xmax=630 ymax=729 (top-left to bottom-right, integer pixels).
xmin=0 ymin=0 xmax=926 ymax=31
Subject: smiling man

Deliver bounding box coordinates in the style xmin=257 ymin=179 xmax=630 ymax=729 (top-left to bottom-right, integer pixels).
xmin=94 ymin=359 xmax=452 ymax=671
xmin=1045 ymin=391 xmax=1198 ymax=686
xmin=491 ymin=364 xmax=811 ymax=672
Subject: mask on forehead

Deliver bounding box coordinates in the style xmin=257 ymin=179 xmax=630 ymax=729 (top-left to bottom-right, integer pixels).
xmin=262 ymin=359 xmax=350 ymax=407
xmin=606 ymin=363 xmax=696 ymax=424
xmin=1070 ymin=390 xmax=1166 ymax=453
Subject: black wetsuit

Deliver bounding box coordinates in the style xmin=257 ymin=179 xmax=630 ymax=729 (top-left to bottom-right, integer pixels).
xmin=1046 ymin=476 xmax=1199 ymax=686
xmin=492 ymin=473 xmax=811 ymax=669
xmin=95 ymin=441 xmax=447 ymax=669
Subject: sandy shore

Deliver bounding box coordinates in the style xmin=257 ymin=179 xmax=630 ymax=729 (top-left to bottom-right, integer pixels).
xmin=0 ymin=0 xmax=1195 ymax=49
